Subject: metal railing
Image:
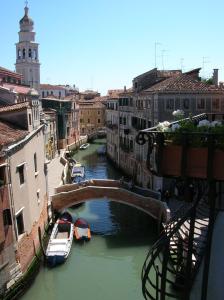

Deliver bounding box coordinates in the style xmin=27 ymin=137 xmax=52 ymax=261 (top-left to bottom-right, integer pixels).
xmin=142 ymin=182 xmax=213 ymax=300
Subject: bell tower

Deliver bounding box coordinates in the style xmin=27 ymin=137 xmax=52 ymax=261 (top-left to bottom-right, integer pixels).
xmin=15 ymin=3 xmax=40 ymax=91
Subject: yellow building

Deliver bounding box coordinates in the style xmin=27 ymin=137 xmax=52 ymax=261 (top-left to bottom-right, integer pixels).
xmin=79 ymin=100 xmax=105 ymax=135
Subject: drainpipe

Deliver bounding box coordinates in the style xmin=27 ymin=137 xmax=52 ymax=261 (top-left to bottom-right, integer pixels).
xmin=5 ymin=152 xmax=18 ymax=243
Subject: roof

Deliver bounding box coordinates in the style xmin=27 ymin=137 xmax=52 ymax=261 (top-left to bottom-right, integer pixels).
xmin=0 ymin=102 xmax=30 ymax=113
xmin=79 ymin=101 xmax=105 ymax=108
xmin=134 ymin=68 xmax=182 ymax=80
xmin=144 ymin=73 xmax=224 ymax=93
xmin=42 ymin=96 xmax=71 ymax=102
xmin=2 ymin=83 xmax=31 ymax=94
xmin=40 ymin=84 xmax=67 ymax=90
xmin=0 ymin=66 xmax=23 ymax=80
xmin=0 ymin=121 xmax=28 ymax=148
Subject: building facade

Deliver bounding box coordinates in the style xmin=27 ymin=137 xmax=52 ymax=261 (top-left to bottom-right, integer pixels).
xmin=106 ymin=68 xmax=224 ymax=189
xmin=79 ymin=100 xmax=105 ymax=136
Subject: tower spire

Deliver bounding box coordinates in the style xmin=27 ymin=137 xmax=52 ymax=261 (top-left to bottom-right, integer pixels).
xmin=25 ymin=1 xmax=29 ymax=15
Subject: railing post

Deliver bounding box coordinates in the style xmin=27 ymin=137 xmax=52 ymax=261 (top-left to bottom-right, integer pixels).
xmin=201 ymin=134 xmax=216 ymax=300
xmin=156 ymin=133 xmax=164 ymax=176
xmin=183 ymin=207 xmax=196 ymax=300
xmin=160 ymin=241 xmax=169 ymax=300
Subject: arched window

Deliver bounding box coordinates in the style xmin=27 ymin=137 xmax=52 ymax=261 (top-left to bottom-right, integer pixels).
xmin=29 ymin=49 xmax=32 ymax=58
xmin=18 ymin=49 xmax=21 ymax=59
xmin=42 ymin=91 xmax=44 ymax=98
xmin=33 ymin=49 xmax=37 ymax=60
xmin=23 ymin=49 xmax=26 ymax=59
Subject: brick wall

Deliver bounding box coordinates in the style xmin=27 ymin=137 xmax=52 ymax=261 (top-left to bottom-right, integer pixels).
xmin=17 ymin=195 xmax=48 ymax=272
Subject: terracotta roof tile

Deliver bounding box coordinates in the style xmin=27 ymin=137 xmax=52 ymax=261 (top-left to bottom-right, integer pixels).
xmin=40 ymin=84 xmax=67 ymax=90
xmin=2 ymin=83 xmax=31 ymax=94
xmin=0 ymin=102 xmax=30 ymax=113
xmin=144 ymin=73 xmax=224 ymax=93
xmin=0 ymin=121 xmax=28 ymax=148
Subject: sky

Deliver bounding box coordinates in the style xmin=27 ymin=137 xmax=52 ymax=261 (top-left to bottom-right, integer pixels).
xmin=0 ymin=0 xmax=223 ymax=95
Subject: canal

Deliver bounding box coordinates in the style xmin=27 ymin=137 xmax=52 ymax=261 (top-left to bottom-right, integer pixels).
xmin=22 ymin=139 xmax=158 ymax=300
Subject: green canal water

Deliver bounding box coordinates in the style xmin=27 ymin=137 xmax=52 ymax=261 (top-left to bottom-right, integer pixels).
xmin=21 ymin=139 xmax=158 ymax=300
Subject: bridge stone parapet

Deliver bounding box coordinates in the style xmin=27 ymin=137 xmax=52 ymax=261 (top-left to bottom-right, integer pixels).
xmin=51 ymin=180 xmax=168 ymax=223
xmin=54 ymin=179 xmax=120 ymax=194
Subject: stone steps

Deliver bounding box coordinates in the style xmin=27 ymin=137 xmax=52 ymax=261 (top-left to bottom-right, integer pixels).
xmin=6 ymin=262 xmax=23 ymax=290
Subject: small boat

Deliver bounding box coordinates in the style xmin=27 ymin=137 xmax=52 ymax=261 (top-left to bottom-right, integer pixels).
xmin=60 ymin=211 xmax=73 ymax=223
xmin=79 ymin=143 xmax=90 ymax=150
xmin=74 ymin=218 xmax=91 ymax=241
xmin=97 ymin=145 xmax=106 ymax=155
xmin=71 ymin=163 xmax=85 ymax=183
xmin=46 ymin=220 xmax=74 ymax=267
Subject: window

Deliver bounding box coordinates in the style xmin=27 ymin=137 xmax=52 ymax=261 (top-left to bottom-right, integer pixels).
xmin=37 ymin=189 xmax=40 ymax=203
xmin=59 ymin=91 xmax=61 ymax=98
xmin=18 ymin=49 xmax=21 ymax=59
xmin=80 ymin=119 xmax=83 ymax=123
xmin=88 ymin=119 xmax=90 ymax=123
xmin=183 ymin=98 xmax=190 ymax=110
xmin=3 ymin=209 xmax=12 ymax=226
xmin=98 ymin=119 xmax=101 ymax=123
xmin=28 ymin=113 xmax=32 ymax=126
xmin=212 ymin=99 xmax=220 ymax=111
xmin=197 ymin=98 xmax=206 ymax=110
xmin=16 ymin=212 xmax=24 ymax=236
xmin=51 ymin=91 xmax=53 ymax=95
xmin=42 ymin=91 xmax=44 ymax=98
xmin=28 ymin=49 xmax=32 ymax=58
xmin=22 ymin=49 xmax=26 ymax=59
xmin=17 ymin=164 xmax=25 ymax=185
xmin=98 ymin=111 xmax=100 ymax=115
xmin=33 ymin=49 xmax=37 ymax=59
xmin=166 ymin=99 xmax=174 ymax=110
xmin=0 ymin=166 xmax=6 ymax=187
xmin=34 ymin=153 xmax=37 ymax=173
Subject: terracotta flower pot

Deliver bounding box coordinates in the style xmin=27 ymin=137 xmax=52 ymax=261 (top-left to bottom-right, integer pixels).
xmin=161 ymin=145 xmax=182 ymax=177
xmin=186 ymin=148 xmax=208 ymax=179
xmin=160 ymin=145 xmax=224 ymax=180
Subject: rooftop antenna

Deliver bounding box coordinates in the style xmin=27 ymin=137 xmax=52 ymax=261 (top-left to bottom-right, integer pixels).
xmin=154 ymin=42 xmax=161 ymax=68
xmin=202 ymin=56 xmax=210 ymax=78
xmin=180 ymin=58 xmax=185 ymax=72
xmin=161 ymin=49 xmax=168 ymax=70
xmin=25 ymin=0 xmax=28 ymax=7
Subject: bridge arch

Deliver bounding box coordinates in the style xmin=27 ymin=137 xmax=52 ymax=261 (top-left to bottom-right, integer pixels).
xmin=51 ymin=180 xmax=168 ymax=223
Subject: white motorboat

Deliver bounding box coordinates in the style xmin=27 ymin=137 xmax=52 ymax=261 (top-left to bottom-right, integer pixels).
xmin=46 ymin=219 xmax=74 ymax=267
xmin=71 ymin=163 xmax=85 ymax=182
xmin=79 ymin=143 xmax=90 ymax=150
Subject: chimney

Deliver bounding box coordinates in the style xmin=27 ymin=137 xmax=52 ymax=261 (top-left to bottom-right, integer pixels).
xmin=213 ymin=69 xmax=219 ymax=86
xmin=124 ymin=85 xmax=126 ymax=92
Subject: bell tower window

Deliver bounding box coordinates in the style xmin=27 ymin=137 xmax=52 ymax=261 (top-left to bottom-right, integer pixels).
xmin=23 ymin=49 xmax=26 ymax=59
xmin=34 ymin=49 xmax=37 ymax=60
xmin=29 ymin=49 xmax=32 ymax=58
xmin=18 ymin=49 xmax=21 ymax=59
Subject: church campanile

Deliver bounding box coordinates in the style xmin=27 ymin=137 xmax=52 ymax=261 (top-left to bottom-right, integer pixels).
xmin=15 ymin=4 xmax=40 ymax=91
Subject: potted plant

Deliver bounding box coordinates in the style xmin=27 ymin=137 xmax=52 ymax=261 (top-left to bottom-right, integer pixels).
xmin=155 ymin=114 xmax=224 ymax=180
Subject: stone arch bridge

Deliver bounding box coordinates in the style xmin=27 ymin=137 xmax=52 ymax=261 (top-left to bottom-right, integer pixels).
xmin=51 ymin=179 xmax=168 ymax=223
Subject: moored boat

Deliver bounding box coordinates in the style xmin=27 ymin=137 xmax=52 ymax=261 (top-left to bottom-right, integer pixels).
xmin=46 ymin=220 xmax=74 ymax=267
xmin=79 ymin=143 xmax=90 ymax=150
xmin=71 ymin=163 xmax=85 ymax=183
xmin=60 ymin=211 xmax=73 ymax=223
xmin=74 ymin=218 xmax=91 ymax=241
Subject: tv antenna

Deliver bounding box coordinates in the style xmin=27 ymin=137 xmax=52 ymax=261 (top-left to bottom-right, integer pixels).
xmin=154 ymin=42 xmax=162 ymax=68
